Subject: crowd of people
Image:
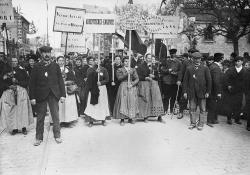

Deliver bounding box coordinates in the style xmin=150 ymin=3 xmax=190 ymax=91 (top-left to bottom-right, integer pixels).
xmin=1 ymin=45 xmax=250 ymax=146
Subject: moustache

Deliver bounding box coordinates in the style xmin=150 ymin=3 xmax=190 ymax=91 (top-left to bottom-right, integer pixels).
xmin=45 ymin=55 xmax=50 ymax=58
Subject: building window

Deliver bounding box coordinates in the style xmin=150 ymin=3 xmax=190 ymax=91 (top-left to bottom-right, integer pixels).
xmin=204 ymin=24 xmax=214 ymax=41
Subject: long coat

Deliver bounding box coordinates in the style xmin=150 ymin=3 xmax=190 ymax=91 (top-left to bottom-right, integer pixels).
xmin=29 ymin=61 xmax=66 ymax=102
xmin=209 ymin=62 xmax=223 ymax=97
xmin=183 ymin=64 xmax=212 ymax=100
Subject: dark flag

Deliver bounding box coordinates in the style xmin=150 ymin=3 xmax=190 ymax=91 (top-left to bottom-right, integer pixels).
xmin=125 ymin=30 xmax=147 ymax=55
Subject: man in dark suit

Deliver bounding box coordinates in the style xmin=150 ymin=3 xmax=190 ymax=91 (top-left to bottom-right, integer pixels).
xmin=161 ymin=48 xmax=182 ymax=114
xmin=225 ymin=56 xmax=246 ymax=125
xmin=183 ymin=52 xmax=212 ymax=130
xmin=207 ymin=53 xmax=223 ymax=127
xmin=29 ymin=46 xmax=66 ymax=146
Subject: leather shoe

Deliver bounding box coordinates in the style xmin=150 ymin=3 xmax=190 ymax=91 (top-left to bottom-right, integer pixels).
xmin=197 ymin=125 xmax=203 ymax=131
xmin=227 ymin=119 xmax=232 ymax=125
xmin=55 ymin=138 xmax=62 ymax=144
xmin=34 ymin=140 xmax=42 ymax=146
xmin=188 ymin=124 xmax=196 ymax=130
xmin=235 ymin=120 xmax=242 ymax=125
xmin=158 ymin=116 xmax=163 ymax=122
xmin=213 ymin=120 xmax=219 ymax=124
xmin=120 ymin=119 xmax=125 ymax=126
xmin=22 ymin=128 xmax=27 ymax=135
xmin=11 ymin=129 xmax=18 ymax=135
xmin=206 ymin=122 xmax=214 ymax=127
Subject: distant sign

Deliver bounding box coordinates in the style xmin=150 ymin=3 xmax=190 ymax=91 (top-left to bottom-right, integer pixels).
xmin=0 ymin=0 xmax=14 ymax=25
xmin=53 ymin=6 xmax=86 ymax=33
xmin=153 ymin=16 xmax=180 ymax=39
xmin=143 ymin=15 xmax=164 ymax=33
xmin=61 ymin=32 xmax=86 ymax=53
xmin=84 ymin=13 xmax=116 ymax=33
xmin=119 ymin=16 xmax=141 ymax=30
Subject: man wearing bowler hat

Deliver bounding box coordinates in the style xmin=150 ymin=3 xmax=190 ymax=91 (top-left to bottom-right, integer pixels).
xmin=29 ymin=46 xmax=66 ymax=146
xmin=183 ymin=52 xmax=212 ymax=130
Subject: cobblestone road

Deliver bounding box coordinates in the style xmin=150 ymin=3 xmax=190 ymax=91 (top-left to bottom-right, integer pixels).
xmin=1 ymin=114 xmax=250 ymax=175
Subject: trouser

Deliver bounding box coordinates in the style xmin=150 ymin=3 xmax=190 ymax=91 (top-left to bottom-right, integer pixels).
xmin=245 ymin=94 xmax=250 ymax=127
xmin=162 ymin=84 xmax=178 ymax=112
xmin=189 ymin=98 xmax=206 ymax=126
xmin=36 ymin=93 xmax=60 ymax=140
xmin=207 ymin=96 xmax=219 ymax=123
xmin=228 ymin=93 xmax=243 ymax=122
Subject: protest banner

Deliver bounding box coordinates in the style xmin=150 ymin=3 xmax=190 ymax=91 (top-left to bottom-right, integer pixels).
xmin=61 ymin=32 xmax=86 ymax=53
xmin=53 ymin=6 xmax=85 ymax=33
xmin=0 ymin=0 xmax=14 ymax=26
xmin=84 ymin=13 xmax=116 ymax=34
xmin=153 ymin=16 xmax=180 ymax=39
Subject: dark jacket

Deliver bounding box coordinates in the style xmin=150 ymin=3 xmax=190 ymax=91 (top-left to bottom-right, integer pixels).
xmin=181 ymin=58 xmax=193 ymax=81
xmin=86 ymin=66 xmax=109 ymax=105
xmin=161 ymin=58 xmax=182 ymax=85
xmin=74 ymin=66 xmax=85 ymax=87
xmin=209 ymin=62 xmax=223 ymax=97
xmin=183 ymin=64 xmax=212 ymax=99
xmin=225 ymin=66 xmax=246 ymax=95
xmin=29 ymin=61 xmax=66 ymax=102
xmin=0 ymin=61 xmax=11 ymax=96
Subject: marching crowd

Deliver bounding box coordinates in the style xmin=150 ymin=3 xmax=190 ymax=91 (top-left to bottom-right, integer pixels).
xmin=1 ymin=45 xmax=250 ymax=146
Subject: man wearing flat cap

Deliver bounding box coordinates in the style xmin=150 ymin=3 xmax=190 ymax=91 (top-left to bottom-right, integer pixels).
xmin=160 ymin=48 xmax=182 ymax=114
xmin=225 ymin=56 xmax=247 ymax=125
xmin=207 ymin=53 xmax=224 ymax=127
xmin=183 ymin=52 xmax=212 ymax=130
xmin=29 ymin=46 xmax=66 ymax=146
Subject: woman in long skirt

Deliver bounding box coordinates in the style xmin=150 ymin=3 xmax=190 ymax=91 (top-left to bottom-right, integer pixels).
xmin=113 ymin=56 xmax=139 ymax=125
xmin=84 ymin=57 xmax=110 ymax=126
xmin=136 ymin=54 xmax=164 ymax=122
xmin=56 ymin=56 xmax=78 ymax=126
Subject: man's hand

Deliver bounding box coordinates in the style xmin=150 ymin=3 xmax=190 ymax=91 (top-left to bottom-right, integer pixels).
xmin=111 ymin=82 xmax=116 ymax=86
xmin=3 ymin=74 xmax=8 ymax=80
xmin=183 ymin=93 xmax=187 ymax=99
xmin=30 ymin=99 xmax=36 ymax=105
xmin=217 ymin=93 xmax=222 ymax=99
xmin=149 ymin=74 xmax=155 ymax=79
xmin=205 ymin=93 xmax=209 ymax=98
xmin=60 ymin=97 xmax=65 ymax=103
xmin=97 ymin=82 xmax=101 ymax=86
xmin=176 ymin=81 xmax=181 ymax=86
xmin=228 ymin=86 xmax=232 ymax=91
xmin=145 ymin=77 xmax=152 ymax=81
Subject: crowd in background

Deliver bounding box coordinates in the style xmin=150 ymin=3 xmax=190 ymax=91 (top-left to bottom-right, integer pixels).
xmin=1 ymin=47 xmax=250 ymax=145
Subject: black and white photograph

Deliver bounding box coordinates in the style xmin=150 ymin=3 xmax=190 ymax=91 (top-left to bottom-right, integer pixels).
xmin=1 ymin=0 xmax=250 ymax=174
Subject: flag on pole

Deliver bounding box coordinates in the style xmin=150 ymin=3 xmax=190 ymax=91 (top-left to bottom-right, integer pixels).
xmin=125 ymin=30 xmax=147 ymax=55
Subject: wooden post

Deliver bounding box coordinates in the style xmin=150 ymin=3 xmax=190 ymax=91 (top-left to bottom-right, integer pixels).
xmin=64 ymin=32 xmax=69 ymax=71
xmin=111 ymin=36 xmax=115 ymax=84
xmin=128 ymin=30 xmax=132 ymax=85
xmin=98 ymin=33 xmax=101 ymax=82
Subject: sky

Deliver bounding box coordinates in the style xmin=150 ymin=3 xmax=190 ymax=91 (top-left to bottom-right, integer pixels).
xmin=12 ymin=0 xmax=162 ymax=48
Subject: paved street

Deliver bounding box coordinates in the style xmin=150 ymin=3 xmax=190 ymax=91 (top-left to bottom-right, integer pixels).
xmin=1 ymin=114 xmax=250 ymax=175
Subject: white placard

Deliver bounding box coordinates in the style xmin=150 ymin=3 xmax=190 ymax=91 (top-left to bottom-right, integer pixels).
xmin=61 ymin=33 xmax=86 ymax=53
xmin=153 ymin=16 xmax=180 ymax=39
xmin=0 ymin=0 xmax=14 ymax=25
xmin=53 ymin=6 xmax=85 ymax=33
xmin=84 ymin=13 xmax=116 ymax=33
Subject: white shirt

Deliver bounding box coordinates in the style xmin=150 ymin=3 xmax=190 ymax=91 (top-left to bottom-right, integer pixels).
xmin=235 ymin=66 xmax=243 ymax=73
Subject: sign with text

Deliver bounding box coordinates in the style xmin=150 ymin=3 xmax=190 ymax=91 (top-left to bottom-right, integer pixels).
xmin=84 ymin=13 xmax=115 ymax=34
xmin=0 ymin=0 xmax=14 ymax=25
xmin=153 ymin=16 xmax=180 ymax=39
xmin=61 ymin=32 xmax=86 ymax=53
xmin=53 ymin=6 xmax=86 ymax=33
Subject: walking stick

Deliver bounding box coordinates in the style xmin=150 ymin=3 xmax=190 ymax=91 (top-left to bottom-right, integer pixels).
xmin=172 ymin=84 xmax=180 ymax=119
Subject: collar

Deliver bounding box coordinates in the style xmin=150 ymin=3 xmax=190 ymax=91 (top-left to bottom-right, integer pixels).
xmin=235 ymin=65 xmax=243 ymax=73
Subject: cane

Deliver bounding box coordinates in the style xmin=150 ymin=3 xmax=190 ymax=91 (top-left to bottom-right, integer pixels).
xmin=172 ymin=84 xmax=180 ymax=119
